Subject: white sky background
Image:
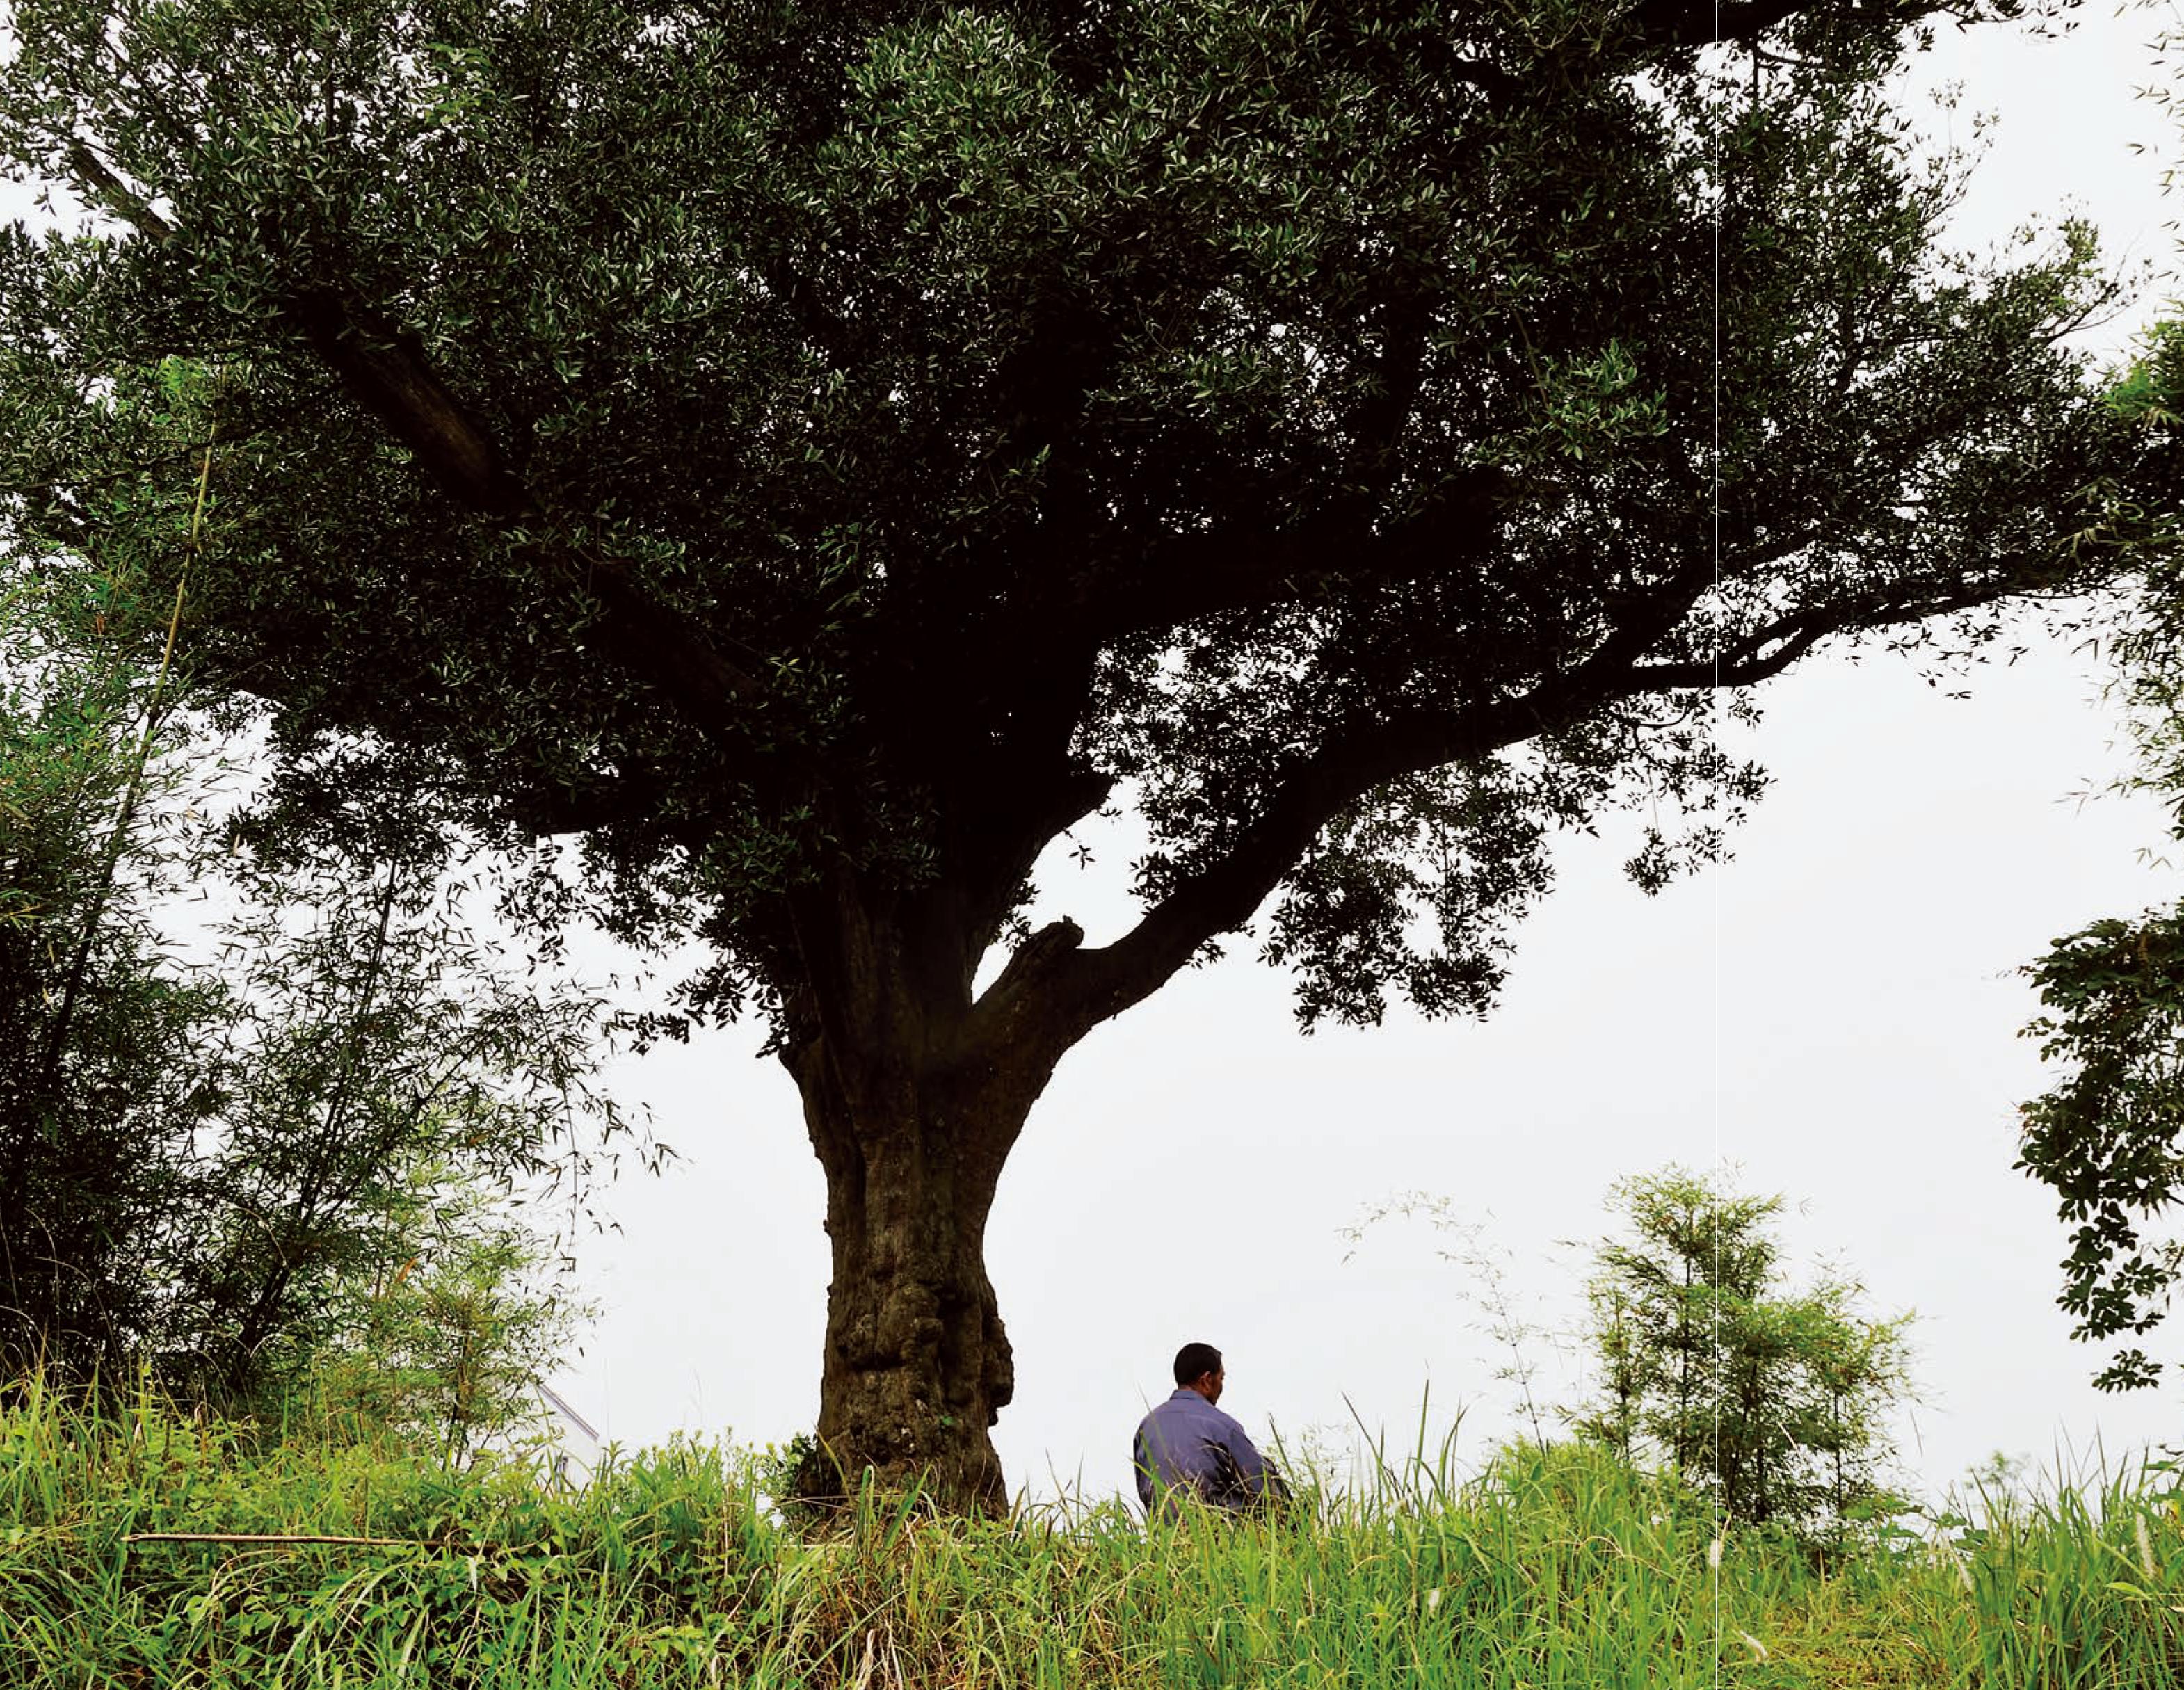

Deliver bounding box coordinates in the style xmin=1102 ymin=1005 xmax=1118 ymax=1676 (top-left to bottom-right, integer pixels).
xmin=2 ymin=5 xmax=2178 ymax=1507
xmin=552 ymin=3 xmax=2184 ymax=1506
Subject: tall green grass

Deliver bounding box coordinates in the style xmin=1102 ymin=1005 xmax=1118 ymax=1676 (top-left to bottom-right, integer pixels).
xmin=1 ymin=1378 xmax=2178 ymax=1687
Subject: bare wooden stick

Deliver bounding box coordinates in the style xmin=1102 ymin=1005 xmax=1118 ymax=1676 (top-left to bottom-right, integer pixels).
xmin=122 ymin=1531 xmax=431 ymax=1549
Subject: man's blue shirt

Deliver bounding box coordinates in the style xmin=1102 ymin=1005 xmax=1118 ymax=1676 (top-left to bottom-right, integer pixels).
xmin=1132 ymin=1387 xmax=1274 ymax=1518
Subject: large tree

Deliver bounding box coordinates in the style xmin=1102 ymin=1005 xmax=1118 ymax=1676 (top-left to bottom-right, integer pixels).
xmin=0 ymin=0 xmax=2166 ymax=1506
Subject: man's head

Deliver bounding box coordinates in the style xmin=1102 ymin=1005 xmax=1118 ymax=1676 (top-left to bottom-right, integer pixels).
xmin=1173 ymin=1341 xmax=1224 ymax=1404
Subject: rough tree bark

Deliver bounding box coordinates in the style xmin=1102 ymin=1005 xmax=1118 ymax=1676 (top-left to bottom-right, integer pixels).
xmin=789 ymin=1055 xmax=1025 ymax=1510
xmin=773 ymin=881 xmax=1083 ymax=1511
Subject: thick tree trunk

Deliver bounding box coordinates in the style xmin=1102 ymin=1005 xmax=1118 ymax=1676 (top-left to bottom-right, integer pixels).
xmin=776 ymin=900 xmax=1061 ymax=1515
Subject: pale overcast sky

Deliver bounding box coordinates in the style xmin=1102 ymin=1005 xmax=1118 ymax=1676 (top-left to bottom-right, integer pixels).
xmin=3 ymin=5 xmax=2178 ymax=1508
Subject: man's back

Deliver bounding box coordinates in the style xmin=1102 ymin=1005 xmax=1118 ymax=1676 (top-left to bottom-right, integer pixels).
xmin=1133 ymin=1387 xmax=1280 ymax=1518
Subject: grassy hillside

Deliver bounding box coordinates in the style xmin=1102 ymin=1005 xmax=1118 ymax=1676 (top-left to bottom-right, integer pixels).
xmin=1 ymin=1381 xmax=2178 ymax=1688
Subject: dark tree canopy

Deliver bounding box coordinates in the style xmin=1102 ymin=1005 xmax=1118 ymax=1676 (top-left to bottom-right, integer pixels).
xmin=0 ymin=0 xmax=2168 ymax=1505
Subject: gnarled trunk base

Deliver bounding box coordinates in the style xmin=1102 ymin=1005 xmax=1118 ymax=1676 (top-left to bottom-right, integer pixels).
xmin=788 ymin=1063 xmax=1026 ymax=1515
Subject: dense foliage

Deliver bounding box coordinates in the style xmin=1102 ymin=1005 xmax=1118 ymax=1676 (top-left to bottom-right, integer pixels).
xmin=0 ymin=0 xmax=2149 ymax=1023
xmin=0 ymin=534 xmax=216 ymax=1381
xmin=1575 ymin=1168 xmax=1913 ymax=1533
xmin=2017 ymin=316 xmax=2184 ymax=1393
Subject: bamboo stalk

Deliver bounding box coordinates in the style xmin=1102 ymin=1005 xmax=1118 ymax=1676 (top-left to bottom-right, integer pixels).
xmin=40 ymin=429 xmax=217 ymax=1084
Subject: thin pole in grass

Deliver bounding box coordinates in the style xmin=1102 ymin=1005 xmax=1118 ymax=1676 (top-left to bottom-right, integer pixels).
xmin=1708 ymin=5 xmax=1725 ymax=1681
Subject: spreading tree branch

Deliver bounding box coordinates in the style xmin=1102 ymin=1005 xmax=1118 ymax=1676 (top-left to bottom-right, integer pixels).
xmin=1002 ymin=554 xmax=1724 ymax=1044
xmin=1072 ymin=467 xmax=1518 ymax=641
xmin=60 ymin=146 xmax=767 ymax=742
xmin=1628 ymin=619 xmax=1831 ymax=689
xmin=65 ymin=143 xmax=177 ymax=242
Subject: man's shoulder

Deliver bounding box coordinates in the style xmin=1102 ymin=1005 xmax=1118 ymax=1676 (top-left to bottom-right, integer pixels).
xmin=1145 ymin=1393 xmax=1248 ymax=1440
xmin=1140 ymin=1392 xmax=1211 ymax=1433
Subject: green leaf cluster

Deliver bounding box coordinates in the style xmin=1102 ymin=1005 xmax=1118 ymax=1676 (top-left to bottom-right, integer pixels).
xmin=2019 ymin=911 xmax=2184 ymax=1392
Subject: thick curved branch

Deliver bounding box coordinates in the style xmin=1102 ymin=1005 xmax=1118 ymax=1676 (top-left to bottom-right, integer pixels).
xmin=284 ymin=291 xmax=525 ymax=515
xmin=66 ymin=144 xmax=177 ymax=243
xmin=1001 ymin=553 xmax=1722 ymax=1046
xmin=1027 ymin=702 xmax=1541 ymax=1043
xmin=282 ymin=294 xmax=764 ymax=723
xmin=63 ymin=147 xmax=766 ymax=740
xmin=1075 ymin=466 xmax=1518 ymax=640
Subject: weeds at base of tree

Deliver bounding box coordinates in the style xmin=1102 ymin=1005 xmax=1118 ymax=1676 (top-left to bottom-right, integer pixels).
xmin=2 ymin=1374 xmax=2181 ymax=1688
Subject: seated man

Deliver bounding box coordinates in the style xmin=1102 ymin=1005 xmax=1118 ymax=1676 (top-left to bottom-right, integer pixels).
xmin=1133 ymin=1341 xmax=1290 ymax=1520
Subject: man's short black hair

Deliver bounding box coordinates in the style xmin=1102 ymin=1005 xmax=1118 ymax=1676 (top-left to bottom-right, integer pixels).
xmin=1173 ymin=1342 xmax=1223 ymax=1387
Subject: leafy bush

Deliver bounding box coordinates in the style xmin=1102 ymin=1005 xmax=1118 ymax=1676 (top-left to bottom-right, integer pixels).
xmin=1 ymin=540 xmax=629 ymax=1435
xmin=1573 ymin=1166 xmax=1914 ymax=1538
